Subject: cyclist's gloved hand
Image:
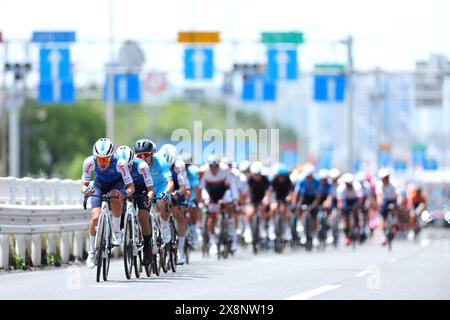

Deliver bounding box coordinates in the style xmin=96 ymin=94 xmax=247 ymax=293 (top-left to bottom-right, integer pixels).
xmin=118 ymin=189 xmax=128 ymax=199
xmin=83 ymin=185 xmax=94 ymax=195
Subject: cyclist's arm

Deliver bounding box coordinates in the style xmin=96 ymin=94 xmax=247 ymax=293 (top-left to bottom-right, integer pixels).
xmin=116 ymin=158 xmax=135 ymax=197
xmin=81 ymin=156 xmax=95 ymax=194
xmin=174 ymin=161 xmax=187 ymax=195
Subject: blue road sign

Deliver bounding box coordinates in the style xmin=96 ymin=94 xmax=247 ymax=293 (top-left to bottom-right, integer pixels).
xmin=242 ymin=75 xmax=276 ymax=102
xmin=318 ymin=144 xmax=333 ymax=169
xmin=32 ymin=31 xmax=76 ymax=43
xmin=314 ymin=74 xmax=346 ymax=103
xmin=104 ymin=73 xmax=141 ymax=104
xmin=38 ymin=48 xmax=75 ymax=103
xmin=38 ymin=81 xmax=75 ymax=103
xmin=266 ymin=48 xmax=297 ymax=80
xmin=184 ymin=47 xmax=214 ymax=79
xmin=39 ymin=48 xmax=72 ymax=81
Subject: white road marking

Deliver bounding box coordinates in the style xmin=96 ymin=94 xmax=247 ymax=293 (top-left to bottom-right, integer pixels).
xmin=285 ymin=285 xmax=340 ymax=300
xmin=92 ymin=284 xmax=130 ymax=288
xmin=355 ymin=269 xmax=374 ymax=277
xmin=421 ymin=239 xmax=430 ymax=247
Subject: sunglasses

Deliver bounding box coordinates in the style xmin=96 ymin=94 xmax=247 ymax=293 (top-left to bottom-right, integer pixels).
xmin=136 ymin=152 xmax=152 ymax=159
xmin=96 ymin=156 xmax=112 ymax=164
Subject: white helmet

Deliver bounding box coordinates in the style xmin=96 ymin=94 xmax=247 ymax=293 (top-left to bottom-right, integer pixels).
xmin=303 ymin=164 xmax=315 ymax=176
xmin=329 ymin=168 xmax=341 ymax=180
xmin=250 ymin=161 xmax=263 ymax=175
xmin=116 ymin=145 xmax=134 ymax=166
xmin=93 ymin=138 xmax=115 ymax=158
xmin=239 ymin=160 xmax=251 ymax=173
xmin=378 ymin=168 xmax=391 ymax=179
xmin=342 ymin=173 xmax=354 ymax=184
xmin=318 ymin=169 xmax=329 ymax=180
xmin=221 ymin=157 xmax=232 ymax=167
xmin=159 ymin=144 xmax=177 ymax=167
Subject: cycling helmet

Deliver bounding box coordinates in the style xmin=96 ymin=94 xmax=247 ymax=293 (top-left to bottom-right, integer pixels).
xmin=207 ymin=155 xmax=221 ymax=167
xmin=182 ymin=152 xmax=193 ymax=165
xmin=318 ymin=169 xmax=329 ymax=180
xmin=134 ymin=139 xmax=156 ymax=154
xmin=116 ymin=145 xmax=134 ymax=166
xmin=159 ymin=144 xmax=177 ymax=167
xmin=342 ymin=173 xmax=354 ymax=184
xmin=378 ymin=168 xmax=391 ymax=179
xmin=275 ymin=163 xmax=289 ymax=176
xmin=221 ymin=157 xmax=232 ymax=167
xmin=303 ymin=164 xmax=315 ymax=176
xmin=250 ymin=161 xmax=263 ymax=175
xmin=93 ymin=138 xmax=115 ymax=157
xmin=239 ymin=160 xmax=251 ymax=173
xmin=329 ymin=168 xmax=341 ymax=180
xmin=356 ymin=172 xmax=365 ymax=182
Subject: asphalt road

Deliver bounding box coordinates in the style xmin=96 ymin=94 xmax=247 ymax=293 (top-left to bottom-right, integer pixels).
xmin=1 ymin=228 xmax=449 ymax=300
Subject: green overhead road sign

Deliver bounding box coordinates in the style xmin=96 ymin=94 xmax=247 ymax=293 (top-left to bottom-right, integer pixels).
xmin=315 ymin=64 xmax=346 ymax=73
xmin=261 ymin=32 xmax=304 ymax=44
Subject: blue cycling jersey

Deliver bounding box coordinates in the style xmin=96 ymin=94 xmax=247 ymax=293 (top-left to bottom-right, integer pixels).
xmin=94 ymin=155 xmax=123 ymax=183
xmin=130 ymin=158 xmax=146 ymax=186
xmin=317 ymin=182 xmax=332 ymax=197
xmin=295 ymin=177 xmax=320 ymax=197
xmin=187 ymin=165 xmax=200 ymax=201
xmin=149 ymin=153 xmax=172 ymax=190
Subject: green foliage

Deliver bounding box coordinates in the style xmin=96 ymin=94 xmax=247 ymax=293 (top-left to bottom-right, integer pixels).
xmin=44 ymin=252 xmax=62 ymax=267
xmin=10 ymin=253 xmax=25 ymax=270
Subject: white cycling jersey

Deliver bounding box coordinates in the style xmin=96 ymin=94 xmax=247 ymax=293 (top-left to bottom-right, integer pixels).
xmin=376 ymin=180 xmax=399 ymax=201
xmin=231 ymin=167 xmax=249 ymax=195
xmin=337 ymin=181 xmax=363 ymax=201
xmin=200 ymin=164 xmax=237 ymax=203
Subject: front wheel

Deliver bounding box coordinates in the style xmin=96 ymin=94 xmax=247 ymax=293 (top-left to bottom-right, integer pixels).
xmin=123 ymin=217 xmax=133 ymax=280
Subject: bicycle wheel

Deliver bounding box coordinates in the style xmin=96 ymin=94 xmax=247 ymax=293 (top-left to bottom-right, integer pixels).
xmin=161 ymin=245 xmax=169 ymax=273
xmin=169 ymin=219 xmax=178 ymax=272
xmin=252 ymin=214 xmax=259 ymax=255
xmin=123 ymin=216 xmax=133 ymax=280
xmin=134 ymin=225 xmax=143 ymax=278
xmin=170 ymin=248 xmax=177 ymax=273
xmin=152 ymin=252 xmax=160 ymax=276
xmin=102 ymin=222 xmax=112 ymax=281
xmin=184 ymin=237 xmax=190 ymax=264
xmin=95 ymin=215 xmax=105 ymax=283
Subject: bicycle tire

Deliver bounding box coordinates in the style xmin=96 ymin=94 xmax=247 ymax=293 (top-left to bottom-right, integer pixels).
xmin=96 ymin=215 xmax=105 ymax=283
xmin=184 ymin=239 xmax=190 ymax=264
xmin=152 ymin=253 xmax=160 ymax=276
xmin=123 ymin=217 xmax=133 ymax=280
xmin=102 ymin=222 xmax=112 ymax=281
xmin=161 ymin=246 xmax=169 ymax=273
xmin=252 ymin=214 xmax=259 ymax=255
xmin=170 ymin=248 xmax=177 ymax=272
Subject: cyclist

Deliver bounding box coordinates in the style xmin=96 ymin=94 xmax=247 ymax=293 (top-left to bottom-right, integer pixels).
xmin=356 ymin=172 xmax=373 ymax=241
xmin=244 ymin=161 xmax=271 ymax=243
xmin=315 ymin=169 xmax=334 ymax=244
xmin=116 ymin=145 xmax=154 ymax=266
xmin=201 ymin=155 xmax=238 ymax=254
xmin=337 ymin=173 xmax=363 ymax=246
xmin=157 ymin=144 xmax=189 ymax=265
xmin=408 ymin=184 xmax=427 ymax=240
xmin=376 ymin=168 xmax=400 ymax=246
xmin=269 ymin=163 xmax=294 ymax=242
xmin=292 ymin=164 xmax=320 ymax=246
xmin=134 ymin=139 xmax=174 ymax=246
xmin=183 ymin=152 xmax=203 ymax=247
xmin=81 ymin=138 xmax=135 ymax=268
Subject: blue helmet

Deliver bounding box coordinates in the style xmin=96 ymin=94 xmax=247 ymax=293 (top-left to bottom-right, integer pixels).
xmin=276 ymin=163 xmax=289 ymax=176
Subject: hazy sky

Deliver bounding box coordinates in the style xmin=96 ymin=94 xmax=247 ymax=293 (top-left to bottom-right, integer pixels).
xmin=1 ymin=0 xmax=450 ymax=71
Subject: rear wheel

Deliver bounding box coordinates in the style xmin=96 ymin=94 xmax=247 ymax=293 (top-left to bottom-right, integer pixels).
xmin=161 ymin=246 xmax=169 ymax=273
xmin=152 ymin=253 xmax=160 ymax=276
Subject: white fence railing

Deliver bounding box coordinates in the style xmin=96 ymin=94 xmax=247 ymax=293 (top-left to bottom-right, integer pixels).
xmin=0 ymin=177 xmax=90 ymax=269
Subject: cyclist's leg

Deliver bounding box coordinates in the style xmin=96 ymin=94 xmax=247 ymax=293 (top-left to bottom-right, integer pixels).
xmin=89 ymin=180 xmax=105 ymax=253
xmin=280 ymin=201 xmax=292 ymax=241
xmin=223 ymin=190 xmax=237 ymax=250
xmin=109 ymin=179 xmax=126 ymax=237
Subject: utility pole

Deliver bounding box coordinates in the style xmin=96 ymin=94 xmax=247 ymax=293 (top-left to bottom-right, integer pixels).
xmin=340 ymin=35 xmax=354 ymax=172
xmin=106 ymin=0 xmax=115 ymax=142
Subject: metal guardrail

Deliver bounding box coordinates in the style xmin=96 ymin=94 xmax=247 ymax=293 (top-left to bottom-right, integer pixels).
xmin=0 ymin=177 xmax=90 ymax=269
